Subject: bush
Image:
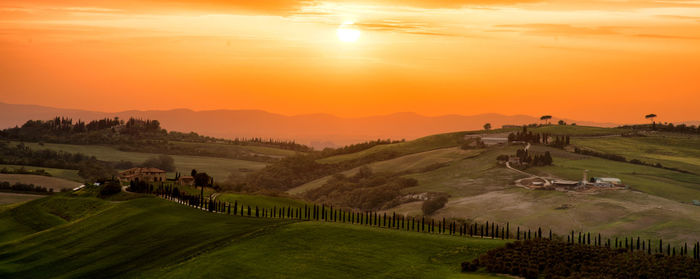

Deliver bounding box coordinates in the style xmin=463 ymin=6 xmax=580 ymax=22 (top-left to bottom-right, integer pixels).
xmin=422 ymin=194 xmax=448 ymax=215
xmin=100 ymin=181 xmax=122 ymax=196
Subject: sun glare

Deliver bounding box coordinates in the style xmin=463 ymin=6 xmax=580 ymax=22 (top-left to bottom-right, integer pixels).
xmin=336 ymin=23 xmax=360 ymax=42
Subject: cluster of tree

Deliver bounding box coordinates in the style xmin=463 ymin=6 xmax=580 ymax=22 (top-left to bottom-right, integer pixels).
xmin=303 ymin=166 xmax=419 ymax=211
xmin=0 ymin=142 xmax=105 ymax=171
xmin=574 ymin=147 xmax=692 ymax=174
xmin=318 ymin=139 xmax=404 ymax=157
xmin=0 ymin=166 xmax=51 ymax=177
xmin=507 ymin=126 xmax=570 ymax=147
xmin=619 ymin=122 xmax=700 ymax=134
xmin=0 ymin=117 xmax=313 ymax=153
xmin=0 ymin=181 xmax=53 ymax=193
xmin=514 ymin=149 xmax=553 ymax=167
xmin=421 ymin=193 xmax=449 ymax=215
xmin=463 ymin=238 xmax=700 ymax=279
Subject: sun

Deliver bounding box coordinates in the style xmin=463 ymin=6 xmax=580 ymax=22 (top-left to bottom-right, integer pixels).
xmin=336 ymin=23 xmax=360 ymax=43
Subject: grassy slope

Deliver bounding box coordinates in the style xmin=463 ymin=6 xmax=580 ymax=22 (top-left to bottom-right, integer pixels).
xmin=289 ymin=147 xmax=482 ymax=195
xmin=216 ymin=193 xmax=308 ymax=209
xmin=0 ymin=173 xmax=81 ymax=191
xmin=0 ymin=197 xmax=508 ymax=279
xmin=317 ymin=132 xmax=468 ymax=164
xmin=11 ymin=141 xmax=267 ymax=180
xmin=528 ymin=125 xmax=628 ymax=136
xmin=571 ymin=134 xmax=700 ymax=174
xmin=0 ymin=164 xmax=82 ymax=182
xmin=0 ymin=193 xmax=43 ymax=206
xmin=0 ymin=196 xmax=109 ymax=243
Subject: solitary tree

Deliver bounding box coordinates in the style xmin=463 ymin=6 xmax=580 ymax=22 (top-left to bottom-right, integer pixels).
xmin=645 ymin=114 xmax=657 ymax=124
xmin=540 ymin=115 xmax=552 ymax=125
xmin=558 ymin=120 xmax=566 ymax=125
xmin=483 ymin=123 xmax=491 ymax=131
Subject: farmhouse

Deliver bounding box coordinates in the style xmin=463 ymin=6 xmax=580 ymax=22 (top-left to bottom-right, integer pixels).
xmin=119 ymin=167 xmax=166 ymax=183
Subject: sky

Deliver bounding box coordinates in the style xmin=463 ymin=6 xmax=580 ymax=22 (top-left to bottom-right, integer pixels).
xmin=1 ymin=0 xmax=699 ymax=123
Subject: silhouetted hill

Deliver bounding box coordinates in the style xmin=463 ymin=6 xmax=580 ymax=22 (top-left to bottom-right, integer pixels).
xmin=1 ymin=102 xmax=624 ymax=148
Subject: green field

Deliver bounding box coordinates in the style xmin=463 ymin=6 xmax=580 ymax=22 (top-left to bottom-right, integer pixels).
xmin=0 ymin=196 xmax=508 ymax=278
xmin=0 ymin=173 xmax=82 ymax=191
xmin=0 ymin=193 xmax=44 ymax=206
xmin=571 ymin=134 xmax=700 ymax=174
xmin=0 ymin=164 xmax=82 ymax=182
xmin=318 ymin=132 xmax=468 ymax=164
xmin=528 ymin=125 xmax=628 ymax=136
xmin=12 ymin=141 xmax=268 ymax=180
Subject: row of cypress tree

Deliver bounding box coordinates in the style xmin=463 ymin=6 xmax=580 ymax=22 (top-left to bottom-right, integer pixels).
xmin=154 ymin=186 xmax=700 ymax=260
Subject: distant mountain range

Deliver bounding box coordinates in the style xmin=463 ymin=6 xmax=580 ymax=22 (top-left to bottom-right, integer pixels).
xmin=0 ymin=102 xmax=648 ymax=148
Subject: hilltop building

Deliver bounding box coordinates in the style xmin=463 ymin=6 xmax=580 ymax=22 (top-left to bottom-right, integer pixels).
xmin=119 ymin=167 xmax=166 ymax=183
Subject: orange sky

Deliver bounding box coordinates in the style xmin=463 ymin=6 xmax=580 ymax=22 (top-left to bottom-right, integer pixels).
xmin=1 ymin=0 xmax=699 ymax=123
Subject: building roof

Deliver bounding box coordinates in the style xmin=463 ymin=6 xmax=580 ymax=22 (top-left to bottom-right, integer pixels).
xmin=593 ymin=177 xmax=622 ymax=183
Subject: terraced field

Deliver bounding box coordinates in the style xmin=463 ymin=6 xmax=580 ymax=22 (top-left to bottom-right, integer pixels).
xmin=0 ymin=173 xmax=81 ymax=191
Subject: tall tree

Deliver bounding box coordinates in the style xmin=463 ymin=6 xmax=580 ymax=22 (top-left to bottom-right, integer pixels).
xmin=483 ymin=123 xmax=491 ymax=131
xmin=540 ymin=115 xmax=552 ymax=125
xmin=645 ymin=113 xmax=657 ymax=124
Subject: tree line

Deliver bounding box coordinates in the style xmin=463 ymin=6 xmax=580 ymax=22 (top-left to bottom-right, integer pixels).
xmin=0 ymin=181 xmax=55 ymax=194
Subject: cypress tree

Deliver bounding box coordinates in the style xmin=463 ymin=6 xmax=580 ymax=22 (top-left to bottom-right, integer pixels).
xmin=480 ymin=224 xmax=484 ymax=238
xmin=248 ymin=205 xmax=251 ymax=216
xmin=660 ymin=239 xmax=663 ymax=254
xmin=485 ymin=221 xmax=489 ymax=237
xmin=234 ymin=201 xmax=238 ymax=214
xmin=506 ymin=223 xmax=509 ymax=239
xmin=383 ymin=213 xmax=387 ymax=227
xmin=549 ymin=230 xmax=552 ymax=240
xmin=495 ymin=224 xmax=499 ymax=238
xmin=517 ymin=227 xmax=520 ymax=240
xmin=501 ymin=227 xmax=505 ymax=240
xmin=637 ymin=237 xmax=641 ymax=250
xmin=667 ymin=244 xmax=671 ymax=256
xmin=538 ymin=227 xmax=542 ymax=239
xmin=255 ymin=206 xmax=259 ymax=217
xmin=412 ymin=217 xmax=415 ymax=231
xmin=587 ymin=232 xmax=590 ymax=245
xmin=490 ymin=222 xmax=494 ymax=238
xmin=527 ymin=229 xmax=531 ymax=240
xmin=422 ymin=217 xmax=425 ymax=232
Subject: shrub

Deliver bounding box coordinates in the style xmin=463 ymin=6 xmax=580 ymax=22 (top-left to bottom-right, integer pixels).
xmin=99 ymin=181 xmax=122 ymax=196
xmin=422 ymin=194 xmax=448 ymax=215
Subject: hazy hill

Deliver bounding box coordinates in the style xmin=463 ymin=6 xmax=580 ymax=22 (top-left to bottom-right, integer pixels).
xmin=0 ymin=102 xmax=621 ymax=148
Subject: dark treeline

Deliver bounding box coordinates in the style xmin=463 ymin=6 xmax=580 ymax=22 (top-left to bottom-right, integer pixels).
xmin=303 ymin=166 xmax=419 ymax=211
xmin=574 ymin=147 xmax=693 ymax=174
xmin=0 ymin=117 xmax=312 ymax=153
xmin=463 ymin=238 xmax=700 ymax=279
xmin=0 ymin=141 xmax=101 ymax=170
xmin=507 ymin=126 xmax=570 ymax=147
xmin=318 ymin=139 xmax=404 ymax=157
xmin=0 ymin=181 xmax=54 ymax=194
xmin=0 ymin=166 xmax=51 ymax=177
xmin=620 ymin=123 xmax=700 ymax=134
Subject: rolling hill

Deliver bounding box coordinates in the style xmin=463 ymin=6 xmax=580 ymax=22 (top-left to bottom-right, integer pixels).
xmin=0 ymin=195 xmax=507 ymax=279
xmin=286 ymin=125 xmax=700 ymax=244
xmin=0 ymin=102 xmax=621 ymax=148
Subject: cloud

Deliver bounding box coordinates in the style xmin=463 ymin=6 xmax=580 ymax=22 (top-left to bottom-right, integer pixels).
xmin=493 ymin=24 xmax=620 ymax=36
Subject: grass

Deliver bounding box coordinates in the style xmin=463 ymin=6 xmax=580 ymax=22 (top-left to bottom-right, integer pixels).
xmin=0 ymin=195 xmax=109 ymax=243
xmin=289 ymin=147 xmax=482 ymax=195
xmin=0 ymin=173 xmax=82 ymax=191
xmin=531 ymin=154 xmax=700 ymax=203
xmin=571 ymin=134 xmax=700 ymax=174
xmin=0 ymin=196 xmax=508 ymax=278
xmin=402 ymin=145 xmax=527 ymax=197
xmin=0 ymin=193 xmax=44 ymax=206
xmin=11 ymin=141 xmax=268 ymax=180
xmin=0 ymin=164 xmax=82 ymax=182
xmin=216 ymin=192 xmax=308 ymax=209
xmin=318 ymin=132 xmax=468 ymax=164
